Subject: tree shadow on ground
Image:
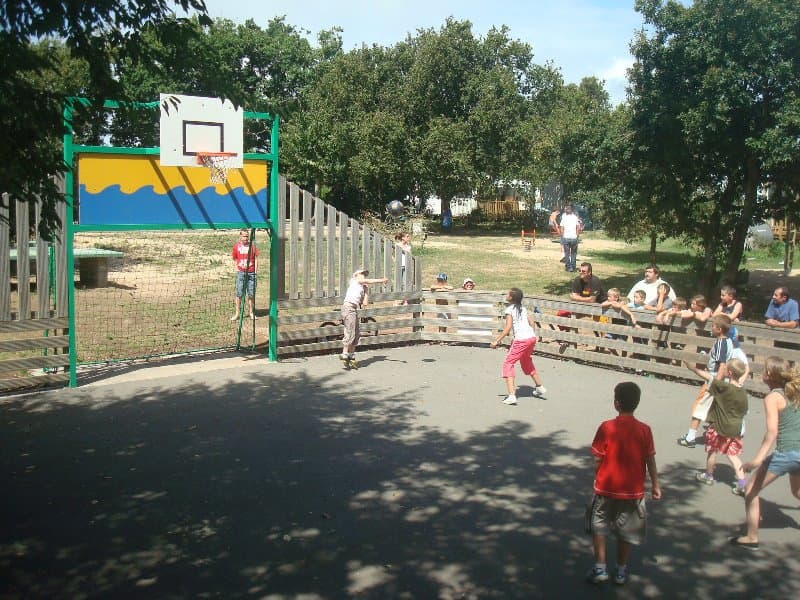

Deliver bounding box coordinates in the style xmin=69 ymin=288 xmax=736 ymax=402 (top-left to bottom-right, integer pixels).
xmin=1 ymin=367 xmax=799 ymax=598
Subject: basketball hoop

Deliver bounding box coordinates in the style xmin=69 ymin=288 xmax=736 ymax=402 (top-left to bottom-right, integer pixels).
xmin=196 ymin=151 xmax=237 ymax=184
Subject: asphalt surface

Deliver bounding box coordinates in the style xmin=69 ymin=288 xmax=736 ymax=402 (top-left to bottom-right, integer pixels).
xmin=2 ymin=345 xmax=798 ymax=599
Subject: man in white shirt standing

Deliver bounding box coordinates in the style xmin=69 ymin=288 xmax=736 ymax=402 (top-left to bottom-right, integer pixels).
xmin=626 ymin=264 xmax=677 ymax=304
xmin=558 ymin=203 xmax=582 ymax=272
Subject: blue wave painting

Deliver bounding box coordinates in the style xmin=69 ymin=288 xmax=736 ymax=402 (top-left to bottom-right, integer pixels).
xmin=78 ymin=184 xmax=268 ymax=226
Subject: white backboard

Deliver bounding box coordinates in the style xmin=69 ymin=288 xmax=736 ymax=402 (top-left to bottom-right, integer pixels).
xmin=159 ymin=94 xmax=244 ymax=168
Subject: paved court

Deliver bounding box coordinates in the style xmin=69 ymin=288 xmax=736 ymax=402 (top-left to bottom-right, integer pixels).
xmin=2 ymin=345 xmax=798 ymax=598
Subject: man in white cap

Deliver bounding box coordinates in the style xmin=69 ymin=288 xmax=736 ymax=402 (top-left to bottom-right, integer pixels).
xmin=340 ymin=268 xmax=388 ymax=368
xmin=462 ymin=277 xmax=476 ymax=290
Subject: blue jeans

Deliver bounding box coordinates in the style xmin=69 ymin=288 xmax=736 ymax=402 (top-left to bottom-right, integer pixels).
xmin=235 ymin=271 xmax=256 ymax=298
xmin=563 ymin=237 xmax=578 ymax=270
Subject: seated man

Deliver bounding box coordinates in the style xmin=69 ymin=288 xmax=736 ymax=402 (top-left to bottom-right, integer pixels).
xmin=626 ymin=264 xmax=677 ymax=305
xmin=765 ymin=286 xmax=799 ymax=329
xmin=570 ymin=262 xmax=607 ymax=304
xmin=462 ymin=277 xmax=476 ymax=290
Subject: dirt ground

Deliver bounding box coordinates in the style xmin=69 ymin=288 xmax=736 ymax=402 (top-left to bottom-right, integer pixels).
xmin=2 ymin=345 xmax=798 ymax=598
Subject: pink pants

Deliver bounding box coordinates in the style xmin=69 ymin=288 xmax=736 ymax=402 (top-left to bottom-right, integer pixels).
xmin=502 ymin=337 xmax=537 ymax=378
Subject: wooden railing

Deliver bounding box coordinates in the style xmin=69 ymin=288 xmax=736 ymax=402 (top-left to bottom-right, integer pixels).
xmin=278 ymin=176 xmax=423 ymax=300
xmin=477 ymin=200 xmax=523 ymax=219
xmin=0 ymin=185 xmax=70 ymax=392
xmin=771 ymin=220 xmax=798 ymax=243
xmin=277 ymin=290 xmax=800 ymax=394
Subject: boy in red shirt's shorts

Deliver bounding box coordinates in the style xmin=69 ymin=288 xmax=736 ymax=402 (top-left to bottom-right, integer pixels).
xmin=587 ymin=382 xmax=662 ymax=585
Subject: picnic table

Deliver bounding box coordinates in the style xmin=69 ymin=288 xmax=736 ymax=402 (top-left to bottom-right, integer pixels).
xmin=10 ymin=246 xmax=123 ymax=287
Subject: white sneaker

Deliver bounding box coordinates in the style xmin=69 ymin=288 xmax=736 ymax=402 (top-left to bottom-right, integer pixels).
xmin=230 ymin=315 xmax=239 ymax=321
xmin=503 ymin=395 xmax=517 ymax=405
xmin=533 ymin=386 xmax=547 ymax=397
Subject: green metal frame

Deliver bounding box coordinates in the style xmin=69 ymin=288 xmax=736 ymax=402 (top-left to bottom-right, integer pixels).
xmin=63 ymin=97 xmax=280 ymax=387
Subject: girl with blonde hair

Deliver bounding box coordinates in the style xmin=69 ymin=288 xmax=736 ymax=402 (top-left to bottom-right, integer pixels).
xmin=731 ymin=356 xmax=800 ymax=549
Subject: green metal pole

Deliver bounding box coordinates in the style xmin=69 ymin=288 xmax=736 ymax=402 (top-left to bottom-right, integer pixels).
xmin=63 ymin=100 xmax=78 ymax=387
xmin=268 ymin=114 xmax=280 ymax=361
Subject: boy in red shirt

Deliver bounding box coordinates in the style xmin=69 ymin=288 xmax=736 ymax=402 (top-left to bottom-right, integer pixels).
xmin=587 ymin=382 xmax=661 ymax=585
xmin=231 ymin=229 xmax=259 ymax=321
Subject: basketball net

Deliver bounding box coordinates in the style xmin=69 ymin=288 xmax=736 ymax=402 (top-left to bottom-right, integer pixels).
xmin=197 ymin=152 xmax=236 ymax=184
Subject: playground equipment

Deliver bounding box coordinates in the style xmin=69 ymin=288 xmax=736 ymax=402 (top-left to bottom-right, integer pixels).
xmin=64 ymin=93 xmax=280 ymax=386
xmin=521 ymin=229 xmax=536 ymax=251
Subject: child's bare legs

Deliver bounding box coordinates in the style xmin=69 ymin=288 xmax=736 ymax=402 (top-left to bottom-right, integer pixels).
xmin=728 ymin=454 xmax=744 ymax=481
xmin=504 ymin=375 xmax=516 ymax=396
xmin=591 ymin=534 xmax=631 ymax=579
xmin=704 ymin=450 xmax=717 ymax=476
xmin=681 ymin=384 xmax=710 ymax=444
xmin=616 ymin=540 xmax=632 ymax=571
xmin=592 ymin=534 xmax=606 ymax=564
xmin=519 ymin=348 xmax=545 ymax=395
xmin=738 ymin=464 xmax=779 ymax=543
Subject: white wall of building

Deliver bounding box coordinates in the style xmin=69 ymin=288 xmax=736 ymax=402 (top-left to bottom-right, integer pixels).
xmin=422 ymin=195 xmax=477 ymax=216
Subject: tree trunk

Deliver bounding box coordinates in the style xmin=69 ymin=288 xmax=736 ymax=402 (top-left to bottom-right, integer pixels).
xmin=649 ymin=231 xmax=657 ymax=264
xmin=698 ymin=236 xmax=717 ymax=299
xmin=784 ymin=216 xmax=794 ymax=276
xmin=440 ymin=196 xmax=452 ymax=216
xmin=723 ymin=157 xmax=760 ymax=283
xmin=698 ymin=199 xmax=723 ymax=299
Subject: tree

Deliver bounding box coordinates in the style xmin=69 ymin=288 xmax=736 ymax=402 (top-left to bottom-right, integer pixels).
xmin=0 ymin=0 xmax=210 ymax=238
xmin=418 ymin=117 xmax=474 ymax=206
xmin=629 ymin=0 xmax=800 ymax=292
xmin=111 ymin=16 xmax=331 ymax=151
xmin=282 ymin=44 xmax=408 ymax=211
xmin=527 ymin=77 xmax=620 ymax=216
xmin=284 ymin=18 xmax=561 ymax=217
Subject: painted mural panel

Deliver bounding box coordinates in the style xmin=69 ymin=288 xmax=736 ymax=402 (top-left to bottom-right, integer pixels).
xmin=77 ymin=154 xmax=268 ymax=226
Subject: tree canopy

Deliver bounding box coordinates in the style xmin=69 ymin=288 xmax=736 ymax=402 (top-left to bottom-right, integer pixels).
xmin=4 ymin=0 xmax=800 ymax=296
xmin=1 ymin=0 xmax=211 ymax=237
xmin=626 ymin=0 xmax=800 ymax=291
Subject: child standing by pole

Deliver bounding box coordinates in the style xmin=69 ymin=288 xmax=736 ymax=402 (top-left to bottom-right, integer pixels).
xmin=340 ymin=268 xmax=388 ymax=369
xmin=231 ymin=228 xmax=258 ymax=321
xmin=489 ymin=288 xmax=546 ymax=405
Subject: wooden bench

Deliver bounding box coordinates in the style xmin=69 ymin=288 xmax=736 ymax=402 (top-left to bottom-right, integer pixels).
xmin=10 ymin=246 xmax=123 ymax=287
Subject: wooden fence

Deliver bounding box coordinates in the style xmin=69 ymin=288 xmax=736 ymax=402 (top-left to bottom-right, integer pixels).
xmin=277 ymin=289 xmax=800 ymax=394
xmin=277 ymin=176 xmax=423 ymax=301
xmin=477 ymin=200 xmax=524 ymax=219
xmin=771 ymin=219 xmax=799 ymax=244
xmin=4 ymin=174 xmax=798 ymax=395
xmin=0 ymin=183 xmax=71 ymax=392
